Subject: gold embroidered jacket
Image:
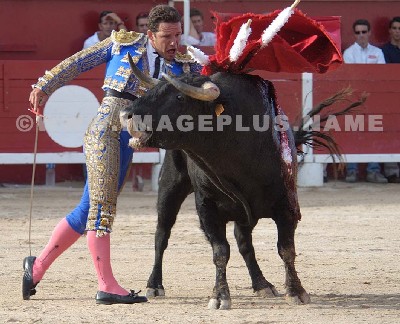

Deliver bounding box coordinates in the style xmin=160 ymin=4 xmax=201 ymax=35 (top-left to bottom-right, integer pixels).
xmin=34 ymin=30 xmax=202 ymax=98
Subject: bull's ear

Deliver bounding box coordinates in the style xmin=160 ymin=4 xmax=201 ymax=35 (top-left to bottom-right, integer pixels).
xmin=127 ymin=52 xmax=160 ymax=88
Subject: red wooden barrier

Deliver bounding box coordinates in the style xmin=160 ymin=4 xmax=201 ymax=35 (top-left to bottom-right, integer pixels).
xmin=257 ymin=64 xmax=400 ymax=155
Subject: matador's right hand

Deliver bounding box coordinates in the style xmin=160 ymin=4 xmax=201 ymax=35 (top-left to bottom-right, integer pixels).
xmin=29 ymin=88 xmax=48 ymax=117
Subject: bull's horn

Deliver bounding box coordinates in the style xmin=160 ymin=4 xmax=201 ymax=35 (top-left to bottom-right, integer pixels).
xmin=162 ymin=73 xmax=220 ymax=101
xmin=127 ymin=52 xmax=159 ymax=88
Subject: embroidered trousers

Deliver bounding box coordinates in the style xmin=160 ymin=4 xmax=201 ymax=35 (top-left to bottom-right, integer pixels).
xmin=65 ymin=96 xmax=134 ymax=235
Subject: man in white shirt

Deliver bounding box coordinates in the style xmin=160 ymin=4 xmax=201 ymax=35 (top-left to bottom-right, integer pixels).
xmin=181 ymin=8 xmax=216 ymax=47
xmin=343 ymin=19 xmax=387 ymax=183
xmin=83 ymin=11 xmax=127 ymax=49
xmin=344 ymin=19 xmax=386 ymax=63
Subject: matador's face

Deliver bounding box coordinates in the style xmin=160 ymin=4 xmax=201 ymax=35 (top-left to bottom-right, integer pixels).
xmin=148 ymin=22 xmax=182 ymax=61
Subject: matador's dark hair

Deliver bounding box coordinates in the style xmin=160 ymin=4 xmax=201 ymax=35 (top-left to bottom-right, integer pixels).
xmin=148 ymin=5 xmax=181 ymax=32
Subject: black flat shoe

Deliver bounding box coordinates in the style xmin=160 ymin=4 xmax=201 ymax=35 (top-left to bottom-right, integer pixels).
xmin=387 ymin=174 xmax=400 ymax=183
xmin=22 ymin=256 xmax=39 ymax=300
xmin=96 ymin=290 xmax=148 ymax=305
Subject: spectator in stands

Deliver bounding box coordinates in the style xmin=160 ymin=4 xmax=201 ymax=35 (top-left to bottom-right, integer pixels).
xmin=381 ymin=16 xmax=400 ymax=183
xmin=343 ymin=19 xmax=387 ymax=183
xmin=382 ymin=17 xmax=400 ymax=63
xmin=83 ymin=10 xmax=127 ymax=49
xmin=24 ymin=4 xmax=201 ymax=305
xmin=181 ymin=8 xmax=216 ymax=46
xmin=135 ymin=11 xmax=149 ymax=33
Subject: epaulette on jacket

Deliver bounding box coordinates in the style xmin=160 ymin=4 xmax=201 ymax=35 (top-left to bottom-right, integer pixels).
xmin=111 ymin=29 xmax=143 ymax=46
xmin=174 ymin=52 xmax=196 ymax=63
xmin=111 ymin=30 xmax=144 ymax=55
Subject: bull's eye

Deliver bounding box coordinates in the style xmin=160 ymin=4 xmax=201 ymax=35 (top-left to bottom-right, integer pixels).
xmin=176 ymin=94 xmax=184 ymax=101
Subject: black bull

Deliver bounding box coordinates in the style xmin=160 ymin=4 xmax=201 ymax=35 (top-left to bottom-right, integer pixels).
xmin=120 ymin=70 xmax=358 ymax=309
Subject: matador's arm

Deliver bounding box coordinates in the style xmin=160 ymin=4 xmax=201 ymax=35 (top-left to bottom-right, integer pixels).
xmin=34 ymin=38 xmax=113 ymax=96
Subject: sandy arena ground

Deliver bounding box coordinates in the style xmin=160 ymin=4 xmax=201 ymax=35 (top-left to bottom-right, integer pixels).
xmin=1 ymin=180 xmax=399 ymax=323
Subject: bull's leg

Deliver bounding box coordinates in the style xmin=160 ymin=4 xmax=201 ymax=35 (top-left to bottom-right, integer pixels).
xmin=196 ymin=195 xmax=231 ymax=310
xmin=207 ymin=223 xmax=231 ymax=310
xmin=234 ymin=222 xmax=279 ymax=298
xmin=274 ymin=215 xmax=310 ymax=304
xmin=146 ymin=151 xmax=192 ymax=298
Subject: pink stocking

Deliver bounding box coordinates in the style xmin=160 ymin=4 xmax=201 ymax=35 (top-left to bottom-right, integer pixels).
xmin=87 ymin=231 xmax=128 ymax=295
xmin=32 ymin=218 xmax=81 ymax=284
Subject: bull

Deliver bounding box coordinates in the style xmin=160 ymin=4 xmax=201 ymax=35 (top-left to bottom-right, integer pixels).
xmin=120 ymin=59 xmax=362 ymax=309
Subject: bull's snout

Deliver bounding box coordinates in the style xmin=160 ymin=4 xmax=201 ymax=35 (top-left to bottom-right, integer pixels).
xmin=119 ymin=109 xmax=132 ymax=128
xmin=119 ymin=109 xmax=152 ymax=149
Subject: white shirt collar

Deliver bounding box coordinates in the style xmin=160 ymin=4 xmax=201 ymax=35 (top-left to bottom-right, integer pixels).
xmin=354 ymin=42 xmax=371 ymax=51
xmin=147 ymin=41 xmax=164 ymax=79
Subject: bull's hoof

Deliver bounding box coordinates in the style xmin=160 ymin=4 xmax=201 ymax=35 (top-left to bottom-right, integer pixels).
xmin=219 ymin=299 xmax=231 ymax=310
xmin=285 ymin=291 xmax=311 ymax=305
xmin=208 ymin=298 xmax=231 ymax=310
xmin=146 ymin=287 xmax=165 ymax=298
xmin=255 ymin=285 xmax=279 ymax=298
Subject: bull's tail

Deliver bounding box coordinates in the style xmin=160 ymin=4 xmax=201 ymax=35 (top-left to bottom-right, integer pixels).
xmin=293 ymin=87 xmax=367 ymax=165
